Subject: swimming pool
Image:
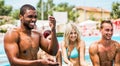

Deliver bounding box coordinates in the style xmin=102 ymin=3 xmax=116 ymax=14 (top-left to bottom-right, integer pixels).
xmin=58 ymin=36 xmax=120 ymax=65
xmin=0 ymin=36 xmax=120 ymax=66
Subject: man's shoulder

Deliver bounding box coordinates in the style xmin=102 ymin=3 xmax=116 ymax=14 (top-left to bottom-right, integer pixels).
xmin=90 ymin=40 xmax=99 ymax=47
xmin=4 ymin=27 xmax=20 ymax=40
xmin=89 ymin=40 xmax=100 ymax=52
xmin=89 ymin=40 xmax=99 ymax=54
xmin=5 ymin=27 xmax=19 ymax=35
xmin=111 ymin=40 xmax=120 ymax=50
xmin=111 ymin=40 xmax=119 ymax=44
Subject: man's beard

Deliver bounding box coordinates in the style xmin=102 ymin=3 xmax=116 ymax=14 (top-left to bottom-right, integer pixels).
xmin=24 ymin=22 xmax=35 ymax=30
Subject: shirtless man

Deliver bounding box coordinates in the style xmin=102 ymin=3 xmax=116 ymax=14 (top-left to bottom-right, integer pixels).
xmin=4 ymin=4 xmax=59 ymax=66
xmin=89 ymin=20 xmax=120 ymax=66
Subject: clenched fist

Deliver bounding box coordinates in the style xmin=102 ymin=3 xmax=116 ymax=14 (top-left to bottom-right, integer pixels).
xmin=48 ymin=16 xmax=56 ymax=31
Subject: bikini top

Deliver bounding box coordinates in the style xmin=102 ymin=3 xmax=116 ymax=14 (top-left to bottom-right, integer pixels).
xmin=67 ymin=45 xmax=79 ymax=59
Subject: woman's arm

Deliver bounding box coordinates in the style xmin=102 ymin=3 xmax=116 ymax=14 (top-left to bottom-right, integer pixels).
xmin=79 ymin=40 xmax=86 ymax=66
xmin=61 ymin=41 xmax=72 ymax=65
xmin=56 ymin=49 xmax=62 ymax=66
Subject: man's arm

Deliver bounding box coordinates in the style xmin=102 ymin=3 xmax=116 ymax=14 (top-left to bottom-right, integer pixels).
xmin=4 ymin=30 xmax=40 ymax=66
xmin=40 ymin=16 xmax=58 ymax=56
xmin=4 ymin=30 xmax=58 ymax=66
xmin=48 ymin=16 xmax=58 ymax=55
xmin=114 ymin=43 xmax=120 ymax=66
xmin=89 ymin=43 xmax=100 ymax=66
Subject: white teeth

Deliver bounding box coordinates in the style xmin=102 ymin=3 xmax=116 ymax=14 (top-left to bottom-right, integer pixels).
xmin=30 ymin=23 xmax=35 ymax=25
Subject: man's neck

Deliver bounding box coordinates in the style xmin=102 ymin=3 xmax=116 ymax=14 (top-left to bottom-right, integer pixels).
xmin=20 ymin=25 xmax=31 ymax=35
xmin=100 ymin=38 xmax=111 ymax=47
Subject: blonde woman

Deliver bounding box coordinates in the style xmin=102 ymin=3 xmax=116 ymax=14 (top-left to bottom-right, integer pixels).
xmin=61 ymin=23 xmax=86 ymax=66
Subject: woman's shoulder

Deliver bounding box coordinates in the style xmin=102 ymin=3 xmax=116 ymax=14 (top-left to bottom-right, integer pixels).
xmin=77 ymin=40 xmax=85 ymax=48
xmin=79 ymin=40 xmax=85 ymax=44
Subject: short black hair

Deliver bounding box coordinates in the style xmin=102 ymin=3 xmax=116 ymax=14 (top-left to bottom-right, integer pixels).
xmin=20 ymin=4 xmax=36 ymax=16
xmin=100 ymin=20 xmax=113 ymax=29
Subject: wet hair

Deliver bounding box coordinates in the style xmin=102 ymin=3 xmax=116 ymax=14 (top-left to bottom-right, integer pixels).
xmin=100 ymin=20 xmax=113 ymax=29
xmin=20 ymin=4 xmax=36 ymax=16
xmin=43 ymin=30 xmax=51 ymax=38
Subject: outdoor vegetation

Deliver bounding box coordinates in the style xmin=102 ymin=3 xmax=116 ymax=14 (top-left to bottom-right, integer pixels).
xmin=111 ymin=2 xmax=120 ymax=19
xmin=56 ymin=32 xmax=64 ymax=37
xmin=0 ymin=0 xmax=120 ymax=34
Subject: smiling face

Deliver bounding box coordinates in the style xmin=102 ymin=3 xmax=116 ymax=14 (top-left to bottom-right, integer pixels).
xmin=20 ymin=9 xmax=37 ymax=30
xmin=69 ymin=29 xmax=77 ymax=42
xmin=100 ymin=22 xmax=113 ymax=40
xmin=64 ymin=23 xmax=81 ymax=46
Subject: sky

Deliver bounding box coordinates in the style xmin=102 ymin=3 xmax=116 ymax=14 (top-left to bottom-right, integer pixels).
xmin=5 ymin=0 xmax=120 ymax=11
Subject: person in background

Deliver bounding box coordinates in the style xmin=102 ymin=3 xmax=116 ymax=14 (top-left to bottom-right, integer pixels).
xmin=4 ymin=4 xmax=59 ymax=66
xmin=89 ymin=20 xmax=120 ymax=66
xmin=37 ymin=30 xmax=62 ymax=66
xmin=61 ymin=23 xmax=86 ymax=66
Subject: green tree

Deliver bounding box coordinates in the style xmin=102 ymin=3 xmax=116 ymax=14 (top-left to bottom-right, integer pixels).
xmin=36 ymin=0 xmax=79 ymax=22
xmin=0 ymin=0 xmax=4 ymax=7
xmin=0 ymin=0 xmax=12 ymax=16
xmin=37 ymin=0 xmax=42 ymax=20
xmin=111 ymin=2 xmax=120 ymax=19
xmin=46 ymin=0 xmax=55 ymax=16
xmin=54 ymin=3 xmax=69 ymax=11
xmin=37 ymin=0 xmax=55 ymax=20
xmin=11 ymin=9 xmax=19 ymax=19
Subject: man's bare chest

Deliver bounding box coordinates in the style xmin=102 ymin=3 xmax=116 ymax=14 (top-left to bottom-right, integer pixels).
xmin=98 ymin=44 xmax=116 ymax=61
xmin=18 ymin=33 xmax=40 ymax=52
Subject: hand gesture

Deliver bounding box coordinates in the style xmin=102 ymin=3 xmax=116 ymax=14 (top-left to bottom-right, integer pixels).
xmin=68 ymin=62 xmax=73 ymax=66
xmin=48 ymin=16 xmax=56 ymax=31
xmin=39 ymin=58 xmax=59 ymax=66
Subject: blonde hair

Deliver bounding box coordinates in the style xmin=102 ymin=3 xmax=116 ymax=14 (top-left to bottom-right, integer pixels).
xmin=63 ymin=23 xmax=81 ymax=47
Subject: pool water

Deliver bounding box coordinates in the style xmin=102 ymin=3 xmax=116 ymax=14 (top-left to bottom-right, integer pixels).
xmin=58 ymin=36 xmax=120 ymax=52
xmin=0 ymin=36 xmax=120 ymax=66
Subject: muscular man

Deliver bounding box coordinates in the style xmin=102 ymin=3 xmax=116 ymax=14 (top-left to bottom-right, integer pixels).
xmin=89 ymin=20 xmax=120 ymax=66
xmin=4 ymin=4 xmax=58 ymax=66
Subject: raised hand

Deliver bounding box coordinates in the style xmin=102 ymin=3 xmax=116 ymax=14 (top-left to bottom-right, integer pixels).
xmin=48 ymin=16 xmax=56 ymax=31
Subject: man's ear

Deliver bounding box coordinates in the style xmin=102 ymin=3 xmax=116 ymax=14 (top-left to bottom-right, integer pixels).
xmin=99 ymin=28 xmax=102 ymax=32
xmin=19 ymin=15 xmax=23 ymax=20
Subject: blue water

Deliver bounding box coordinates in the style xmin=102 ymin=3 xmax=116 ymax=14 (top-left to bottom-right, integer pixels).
xmin=0 ymin=36 xmax=120 ymax=66
xmin=58 ymin=36 xmax=120 ymax=49
xmin=58 ymin=36 xmax=120 ymax=63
